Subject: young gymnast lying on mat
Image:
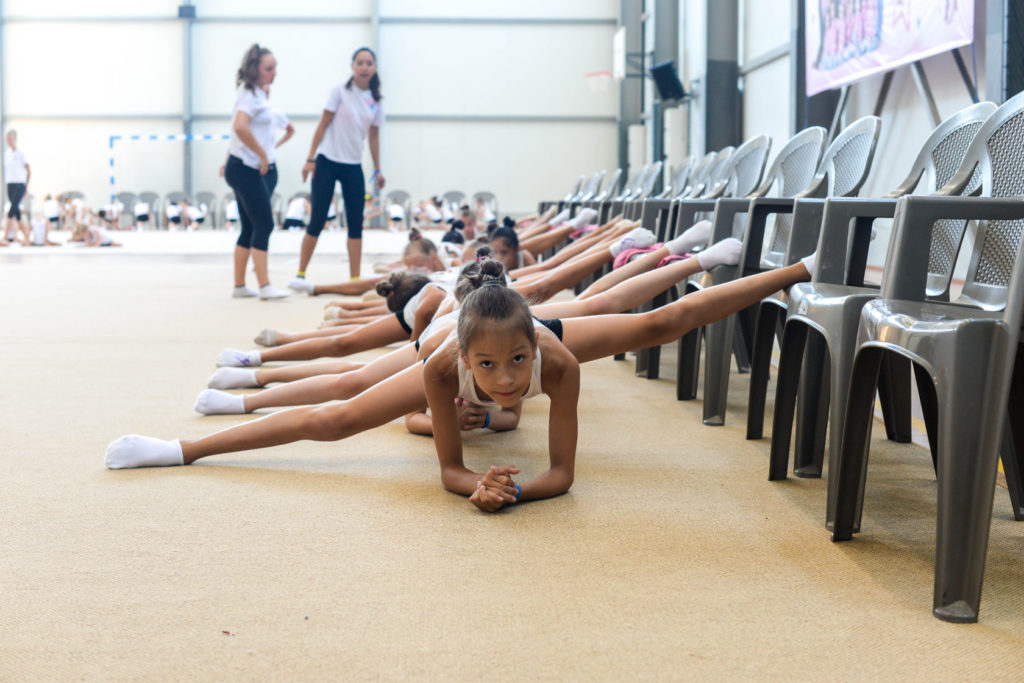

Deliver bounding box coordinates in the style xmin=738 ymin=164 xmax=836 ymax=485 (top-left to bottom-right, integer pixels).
xmin=106 ymin=253 xmax=816 ymax=512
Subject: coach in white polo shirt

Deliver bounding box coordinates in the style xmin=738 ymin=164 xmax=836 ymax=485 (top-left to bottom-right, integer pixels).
xmin=4 ymin=129 xmax=31 ymax=246
xmin=290 ymin=47 xmax=386 ymax=292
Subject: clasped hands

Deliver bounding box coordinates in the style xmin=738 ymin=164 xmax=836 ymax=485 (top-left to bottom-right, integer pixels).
xmin=469 ymin=465 xmax=521 ymax=513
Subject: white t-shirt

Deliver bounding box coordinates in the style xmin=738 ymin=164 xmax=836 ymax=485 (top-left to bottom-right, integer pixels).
xmin=4 ymin=148 xmax=28 ymax=183
xmin=422 ymin=203 xmax=442 ymax=222
xmin=388 ymin=204 xmax=405 ymax=220
xmin=228 ymin=87 xmax=284 ymax=169
xmin=225 ymin=200 xmax=239 ymax=221
xmin=285 ymin=197 xmax=307 ymax=220
xmin=43 ymin=199 xmax=60 ymax=219
xmin=186 ymin=205 xmax=204 ymax=220
xmin=165 ymin=203 xmax=181 ymax=219
xmin=317 ymin=81 xmax=384 ymax=164
xmin=134 ymin=201 xmax=149 ymax=217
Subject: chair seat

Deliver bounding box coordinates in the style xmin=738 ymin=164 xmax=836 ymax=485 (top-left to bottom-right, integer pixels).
xmin=762 ymin=289 xmax=790 ymax=310
xmin=788 ymin=283 xmax=879 ymax=335
xmin=861 ymin=299 xmax=1004 ymax=363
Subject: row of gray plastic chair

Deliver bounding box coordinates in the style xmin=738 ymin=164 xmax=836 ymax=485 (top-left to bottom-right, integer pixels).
xmin=538 ymin=96 xmax=1024 ymax=623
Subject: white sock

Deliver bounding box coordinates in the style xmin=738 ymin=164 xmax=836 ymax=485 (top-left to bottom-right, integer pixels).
xmin=194 ymin=389 xmax=247 ymax=415
xmin=800 ymin=252 xmax=817 ymax=277
xmin=323 ymin=308 xmax=341 ymax=321
xmin=217 ymin=348 xmax=262 ymax=367
xmin=105 ymin=436 xmax=184 ymax=469
xmin=665 ymin=219 xmax=712 ymax=256
xmin=259 ymin=284 xmax=290 ymax=300
xmin=208 ymin=367 xmax=260 ymax=389
xmin=609 ymin=227 xmax=657 ymax=257
xmin=550 ymin=209 xmax=570 ymax=225
xmin=288 ymin=278 xmax=315 ymax=294
xmin=232 ymin=285 xmax=258 ymax=298
xmin=568 ymin=208 xmax=598 ymax=230
xmin=254 ymin=328 xmax=279 ymax=346
xmin=696 ymin=238 xmax=743 ymax=270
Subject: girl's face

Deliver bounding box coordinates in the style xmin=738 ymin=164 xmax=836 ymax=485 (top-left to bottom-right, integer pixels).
xmin=258 ymin=54 xmax=277 ymax=88
xmin=403 ymin=250 xmax=440 ymax=271
xmin=461 ymin=325 xmax=537 ymax=409
xmin=491 ymin=237 xmax=517 ymax=270
xmin=351 ymin=51 xmax=377 ymax=87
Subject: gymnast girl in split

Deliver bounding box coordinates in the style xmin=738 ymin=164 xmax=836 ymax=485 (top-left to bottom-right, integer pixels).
xmin=196 ymin=235 xmax=744 ymax=415
xmin=106 ymin=252 xmax=816 ymax=515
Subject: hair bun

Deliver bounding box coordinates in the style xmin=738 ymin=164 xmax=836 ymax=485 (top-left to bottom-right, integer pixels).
xmin=375 ymin=280 xmax=395 ymax=297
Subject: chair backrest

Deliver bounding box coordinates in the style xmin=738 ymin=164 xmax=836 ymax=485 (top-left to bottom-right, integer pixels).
xmin=594 ymin=168 xmax=623 ymax=202
xmin=60 ymin=190 xmax=85 ymax=202
xmin=138 ymin=191 xmax=159 ymax=205
xmin=639 ymin=160 xmax=663 ymax=199
xmin=679 ymin=152 xmax=717 ymax=198
xmin=764 ymin=119 xmax=878 ymax=264
xmin=894 ymin=102 xmax=998 ymax=297
xmin=698 ymin=147 xmax=734 ymax=198
xmin=718 ymin=135 xmax=772 ymax=199
xmin=442 ymin=190 xmax=466 ymax=207
xmin=934 ymin=91 xmax=1024 ymax=314
xmin=563 ymin=175 xmax=584 ymax=202
xmin=578 ymin=170 xmax=605 ymax=202
xmin=616 ymin=165 xmax=648 ymax=200
xmin=754 ymin=127 xmax=827 ymax=200
xmin=669 ymin=156 xmax=696 ymax=196
xmin=471 ymin=190 xmax=497 ymax=211
xmin=165 ymin=191 xmax=189 ymax=204
xmin=387 ymin=190 xmax=411 ymax=205
xmin=114 ymin=191 xmax=136 ymax=227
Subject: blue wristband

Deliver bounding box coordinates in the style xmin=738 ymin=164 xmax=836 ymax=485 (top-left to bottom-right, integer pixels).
xmin=514 ymin=484 xmax=521 ymax=502
xmin=482 ymin=411 xmax=491 ymax=429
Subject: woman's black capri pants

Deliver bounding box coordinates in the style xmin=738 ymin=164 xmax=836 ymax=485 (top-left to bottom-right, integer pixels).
xmin=224 ymin=155 xmax=278 ymax=251
xmin=6 ymin=183 xmax=26 ymax=220
xmin=307 ymin=154 xmax=365 ymax=240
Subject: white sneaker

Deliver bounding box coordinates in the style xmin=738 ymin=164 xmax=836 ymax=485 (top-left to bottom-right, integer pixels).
xmin=232 ymin=285 xmax=258 ymax=298
xmin=259 ymin=284 xmax=290 ymax=300
xmin=288 ymin=277 xmax=316 ymax=294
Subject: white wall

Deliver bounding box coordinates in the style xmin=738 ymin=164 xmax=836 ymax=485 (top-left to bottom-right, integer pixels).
xmin=1 ymin=1 xmax=618 ymax=217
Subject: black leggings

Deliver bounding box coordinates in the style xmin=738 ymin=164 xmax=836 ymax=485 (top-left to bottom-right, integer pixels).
xmin=7 ymin=183 xmax=25 ymax=220
xmin=225 ymin=155 xmax=278 ymax=251
xmin=307 ymin=154 xmax=365 ymax=239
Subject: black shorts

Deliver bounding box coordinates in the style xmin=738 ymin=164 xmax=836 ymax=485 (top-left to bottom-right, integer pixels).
xmin=136 ymin=214 xmax=149 ymax=222
xmin=169 ymin=215 xmax=181 ymax=224
xmin=283 ymin=218 xmax=305 ymax=229
xmin=48 ymin=216 xmax=59 ymax=224
xmin=395 ymin=311 xmax=413 ymax=334
xmin=534 ymin=317 xmax=564 ymax=342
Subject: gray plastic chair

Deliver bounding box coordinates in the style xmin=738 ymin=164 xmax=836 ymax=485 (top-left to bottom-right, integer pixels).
xmin=115 ymin=191 xmax=136 ymax=228
xmin=683 ymin=117 xmax=880 ymax=425
xmin=137 ymin=191 xmax=159 ymax=228
xmin=760 ymin=102 xmax=997 ymax=502
xmin=384 ymin=190 xmax=412 ymax=228
xmin=194 ymin=191 xmax=217 ymax=229
xmin=635 ymin=138 xmax=771 ymax=377
xmin=472 ymin=191 xmax=498 ymax=216
xmin=442 ymin=190 xmax=466 ymax=209
xmin=592 ymin=168 xmax=623 ymax=203
xmin=831 ymin=90 xmax=1024 ymax=622
xmin=673 ymin=127 xmax=827 ymax=394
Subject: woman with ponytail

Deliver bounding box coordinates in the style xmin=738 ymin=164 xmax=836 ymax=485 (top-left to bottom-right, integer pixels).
xmin=224 ymin=43 xmax=294 ymax=300
xmin=292 ymin=47 xmax=386 ymax=288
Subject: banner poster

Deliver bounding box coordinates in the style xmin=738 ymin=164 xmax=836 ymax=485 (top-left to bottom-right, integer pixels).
xmin=805 ymin=0 xmax=974 ymax=96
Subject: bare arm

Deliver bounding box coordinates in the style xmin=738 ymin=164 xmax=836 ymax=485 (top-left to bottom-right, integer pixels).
xmin=516 ymin=347 xmax=578 ymax=502
xmin=276 ymin=122 xmax=295 ymax=148
xmin=302 ymin=110 xmax=334 ymax=181
xmin=368 ymin=125 xmax=384 ymax=189
xmin=409 ymin=288 xmax=445 ymax=341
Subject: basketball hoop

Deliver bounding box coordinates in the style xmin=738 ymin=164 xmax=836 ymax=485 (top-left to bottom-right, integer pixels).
xmin=584 ymin=71 xmax=613 ymax=93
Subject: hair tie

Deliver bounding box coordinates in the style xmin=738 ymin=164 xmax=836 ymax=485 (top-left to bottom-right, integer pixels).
xmin=482 ymin=275 xmax=503 ymax=287
xmin=409 ymin=232 xmax=421 ymax=241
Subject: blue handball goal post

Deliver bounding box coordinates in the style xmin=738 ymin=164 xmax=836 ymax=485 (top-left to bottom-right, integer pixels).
xmin=107 ymin=133 xmax=231 ymax=204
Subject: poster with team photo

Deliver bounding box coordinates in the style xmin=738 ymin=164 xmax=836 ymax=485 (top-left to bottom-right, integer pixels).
xmin=806 ymin=0 xmax=974 ymax=96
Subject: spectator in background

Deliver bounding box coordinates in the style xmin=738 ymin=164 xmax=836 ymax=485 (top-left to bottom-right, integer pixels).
xmin=134 ymin=199 xmax=150 ymax=230
xmin=3 ymin=129 xmax=30 ymax=246
xmin=283 ymin=195 xmax=310 ymax=230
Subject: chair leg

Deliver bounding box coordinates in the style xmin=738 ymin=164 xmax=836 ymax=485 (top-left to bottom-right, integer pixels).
xmin=677 ymin=327 xmax=702 ymax=400
xmin=1001 ymin=341 xmax=1024 ymax=521
xmin=636 ymin=291 xmax=667 ymax=379
xmin=768 ymin=322 xmax=809 ymax=481
xmin=733 ymin=305 xmax=756 ymax=373
xmin=931 ymin=356 xmax=1005 ymax=623
xmin=793 ymin=333 xmax=830 ymax=478
xmin=702 ymin=313 xmax=736 ymax=426
xmin=830 ymin=347 xmax=884 ymax=538
xmin=747 ymin=303 xmax=780 ymax=440
xmin=913 ymin=362 xmax=940 ymax=472
xmin=878 ymin=354 xmax=913 ymax=443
